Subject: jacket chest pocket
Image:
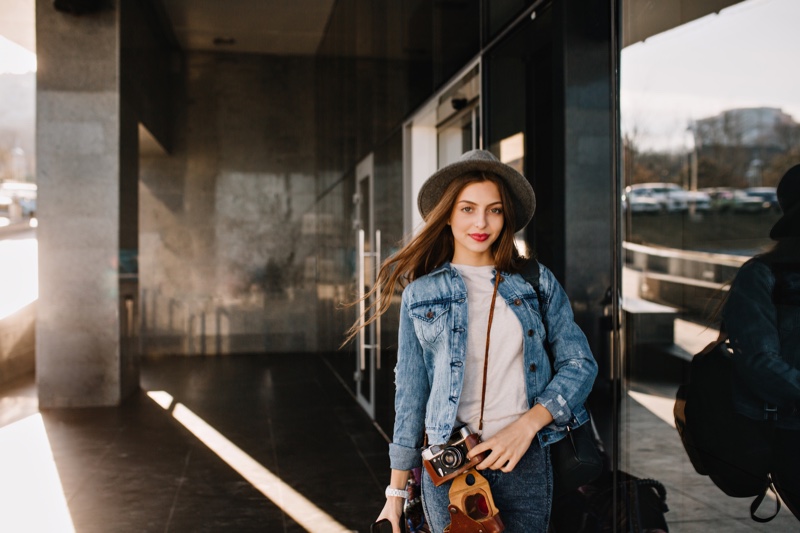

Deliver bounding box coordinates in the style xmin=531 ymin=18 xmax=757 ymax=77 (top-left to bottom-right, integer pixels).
xmin=410 ymin=300 xmax=450 ymax=344
xmin=519 ymin=293 xmax=540 ymax=312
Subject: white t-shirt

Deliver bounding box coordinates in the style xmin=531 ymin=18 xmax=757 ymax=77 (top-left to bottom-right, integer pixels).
xmin=452 ymin=264 xmax=529 ymax=440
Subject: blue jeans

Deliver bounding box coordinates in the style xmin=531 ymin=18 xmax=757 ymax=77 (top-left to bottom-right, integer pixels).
xmin=421 ymin=441 xmax=552 ymax=533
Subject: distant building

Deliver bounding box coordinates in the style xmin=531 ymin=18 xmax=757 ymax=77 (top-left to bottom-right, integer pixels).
xmin=692 ymin=107 xmax=796 ymax=148
xmin=690 ymin=107 xmax=799 ymax=187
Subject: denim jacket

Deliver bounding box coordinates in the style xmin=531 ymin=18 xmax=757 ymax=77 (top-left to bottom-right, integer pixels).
xmin=722 ymin=257 xmax=800 ymax=429
xmin=389 ymin=261 xmax=598 ymax=471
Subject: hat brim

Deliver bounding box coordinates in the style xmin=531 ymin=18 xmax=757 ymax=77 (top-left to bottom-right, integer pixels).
xmin=417 ymin=158 xmax=536 ymax=232
xmin=770 ymin=202 xmax=800 ymax=240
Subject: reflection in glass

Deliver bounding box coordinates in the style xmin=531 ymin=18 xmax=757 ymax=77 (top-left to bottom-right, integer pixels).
xmin=437 ymin=65 xmax=480 ymax=166
xmin=621 ymin=0 xmax=800 ymax=528
xmin=498 ymin=133 xmax=529 ymax=257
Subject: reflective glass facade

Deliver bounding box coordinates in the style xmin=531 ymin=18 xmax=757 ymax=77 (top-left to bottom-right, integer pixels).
xmin=620 ymin=0 xmax=800 ymax=527
xmin=20 ymin=0 xmax=800 ymax=526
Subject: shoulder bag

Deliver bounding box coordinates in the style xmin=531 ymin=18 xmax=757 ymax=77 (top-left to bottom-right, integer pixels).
xmin=521 ymin=259 xmax=604 ymax=498
xmin=673 ymin=259 xmax=786 ymax=525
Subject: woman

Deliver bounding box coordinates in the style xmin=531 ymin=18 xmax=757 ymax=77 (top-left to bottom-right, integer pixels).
xmin=721 ymin=164 xmax=800 ymax=520
xmin=350 ymin=149 xmax=597 ymax=532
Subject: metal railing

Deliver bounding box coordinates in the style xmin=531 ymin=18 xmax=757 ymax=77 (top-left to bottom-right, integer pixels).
xmin=623 ymin=241 xmax=748 ymax=319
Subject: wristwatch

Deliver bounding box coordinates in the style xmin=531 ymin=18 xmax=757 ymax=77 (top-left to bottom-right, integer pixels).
xmin=385 ymin=486 xmax=408 ymax=499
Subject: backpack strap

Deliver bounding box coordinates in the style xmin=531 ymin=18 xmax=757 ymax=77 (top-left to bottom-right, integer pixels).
xmin=521 ymin=258 xmax=544 ymax=316
xmin=521 ymin=258 xmax=554 ymax=369
xmin=750 ymin=475 xmax=781 ymax=523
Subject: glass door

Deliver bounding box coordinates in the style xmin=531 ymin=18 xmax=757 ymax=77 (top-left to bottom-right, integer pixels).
xmin=353 ymin=153 xmax=380 ymax=419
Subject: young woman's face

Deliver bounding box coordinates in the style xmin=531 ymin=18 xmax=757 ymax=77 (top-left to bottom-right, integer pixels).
xmin=449 ymin=180 xmax=505 ymax=266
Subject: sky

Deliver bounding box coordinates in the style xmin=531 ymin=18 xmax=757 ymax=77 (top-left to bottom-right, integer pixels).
xmin=621 ymin=0 xmax=800 ymax=152
xmin=0 ymin=35 xmax=35 ymax=74
xmin=0 ymin=0 xmax=35 ymax=72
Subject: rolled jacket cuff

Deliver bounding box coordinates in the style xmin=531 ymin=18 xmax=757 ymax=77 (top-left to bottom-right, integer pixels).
xmin=389 ymin=442 xmax=423 ymax=471
xmin=535 ymin=391 xmax=574 ymax=427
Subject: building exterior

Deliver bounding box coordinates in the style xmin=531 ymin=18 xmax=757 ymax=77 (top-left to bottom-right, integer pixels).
xmin=13 ymin=0 xmax=800 ymax=529
xmin=35 ymin=0 xmax=618 ymax=415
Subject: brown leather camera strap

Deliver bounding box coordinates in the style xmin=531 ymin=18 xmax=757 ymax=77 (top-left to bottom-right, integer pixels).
xmin=478 ymin=272 xmax=501 ymax=432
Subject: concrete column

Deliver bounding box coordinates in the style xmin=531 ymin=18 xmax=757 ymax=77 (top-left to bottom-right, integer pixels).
xmin=550 ymin=0 xmax=616 ymax=453
xmin=555 ymin=0 xmax=615 ymax=354
xmin=36 ymin=0 xmax=131 ymax=407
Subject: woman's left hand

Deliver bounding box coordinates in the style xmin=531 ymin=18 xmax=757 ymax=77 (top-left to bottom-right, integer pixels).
xmin=467 ymin=404 xmax=554 ymax=472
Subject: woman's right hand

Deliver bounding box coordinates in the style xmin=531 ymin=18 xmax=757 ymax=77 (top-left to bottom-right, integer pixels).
xmin=375 ymin=495 xmax=405 ymax=533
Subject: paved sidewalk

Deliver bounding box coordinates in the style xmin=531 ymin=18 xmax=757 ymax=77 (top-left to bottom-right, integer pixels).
xmin=627 ymin=379 xmax=797 ymax=532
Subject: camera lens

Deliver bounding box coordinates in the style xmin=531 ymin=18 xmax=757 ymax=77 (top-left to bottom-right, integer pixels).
xmin=441 ymin=447 xmax=464 ymax=469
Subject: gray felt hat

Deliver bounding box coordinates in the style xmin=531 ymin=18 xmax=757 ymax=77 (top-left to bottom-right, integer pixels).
xmin=770 ymin=163 xmax=800 ymax=240
xmin=417 ymin=149 xmax=536 ymax=231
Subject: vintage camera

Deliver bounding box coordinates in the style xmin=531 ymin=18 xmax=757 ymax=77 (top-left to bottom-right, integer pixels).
xmin=422 ymin=425 xmax=486 ymax=486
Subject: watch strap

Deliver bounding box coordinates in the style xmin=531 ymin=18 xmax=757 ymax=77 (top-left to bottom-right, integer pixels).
xmin=385 ymin=486 xmax=408 ymax=499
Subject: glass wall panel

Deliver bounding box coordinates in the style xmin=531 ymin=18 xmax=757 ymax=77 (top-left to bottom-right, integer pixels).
xmin=483 ymin=0 xmax=536 ymax=42
xmin=314 ymin=0 xmax=414 ymax=431
xmin=620 ymin=0 xmax=800 ymax=528
xmin=432 ymin=0 xmax=479 ymax=88
xmin=485 ymin=5 xmax=555 ymax=268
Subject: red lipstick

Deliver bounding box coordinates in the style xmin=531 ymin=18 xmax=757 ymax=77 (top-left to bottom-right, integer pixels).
xmin=470 ymin=233 xmax=489 ymax=242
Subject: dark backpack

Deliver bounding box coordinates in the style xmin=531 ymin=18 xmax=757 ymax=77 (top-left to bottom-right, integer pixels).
xmin=673 ymin=264 xmax=781 ymax=522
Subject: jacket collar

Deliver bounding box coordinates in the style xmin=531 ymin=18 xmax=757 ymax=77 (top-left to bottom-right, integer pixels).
xmin=428 ymin=262 xmax=453 ymax=277
xmin=429 ymin=261 xmax=504 ymax=278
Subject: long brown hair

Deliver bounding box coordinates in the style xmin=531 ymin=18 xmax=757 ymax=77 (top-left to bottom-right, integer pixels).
xmin=342 ymin=171 xmax=526 ymax=346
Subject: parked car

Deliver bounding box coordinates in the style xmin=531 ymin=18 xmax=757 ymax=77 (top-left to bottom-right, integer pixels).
xmin=741 ymin=187 xmax=779 ymax=212
xmin=622 ymin=187 xmax=663 ymax=214
xmin=732 ymin=189 xmax=771 ymax=213
xmin=684 ymin=190 xmax=711 ymax=212
xmin=626 ymin=183 xmax=688 ymax=213
xmin=669 ymin=189 xmax=711 ymax=212
xmin=699 ymin=187 xmax=735 ymax=211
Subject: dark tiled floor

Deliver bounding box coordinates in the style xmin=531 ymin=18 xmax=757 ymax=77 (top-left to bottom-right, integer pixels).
xmin=0 ymin=354 xmax=390 ymax=532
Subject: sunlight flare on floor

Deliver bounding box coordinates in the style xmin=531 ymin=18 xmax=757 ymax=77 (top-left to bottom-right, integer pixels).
xmin=628 ymin=390 xmax=677 ymax=428
xmin=0 ymin=413 xmax=75 ymax=532
xmin=146 ymin=390 xmax=356 ymax=533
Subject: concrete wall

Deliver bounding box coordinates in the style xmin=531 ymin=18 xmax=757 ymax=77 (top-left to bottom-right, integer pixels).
xmin=33 ymin=0 xmax=174 ymax=405
xmin=139 ymin=53 xmax=319 ymax=355
xmin=35 ymin=1 xmax=124 ymax=407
